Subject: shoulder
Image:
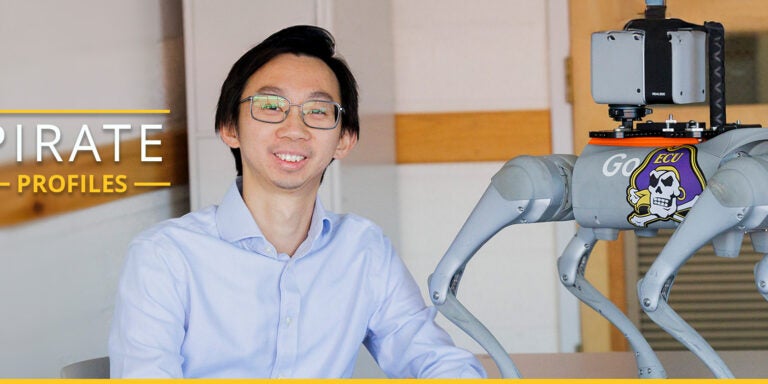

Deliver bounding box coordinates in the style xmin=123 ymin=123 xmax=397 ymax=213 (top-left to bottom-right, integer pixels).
xmin=124 ymin=206 xmax=218 ymax=276
xmin=323 ymin=212 xmax=405 ymax=278
xmin=329 ymin=212 xmax=392 ymax=249
xmin=132 ymin=206 xmax=218 ymax=246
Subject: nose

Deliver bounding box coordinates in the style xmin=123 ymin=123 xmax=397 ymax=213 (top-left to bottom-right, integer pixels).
xmin=276 ymin=106 xmax=311 ymax=140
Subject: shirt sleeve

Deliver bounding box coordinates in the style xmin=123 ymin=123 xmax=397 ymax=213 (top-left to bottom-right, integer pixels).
xmin=108 ymin=238 xmax=188 ymax=378
xmin=362 ymin=238 xmax=487 ymax=378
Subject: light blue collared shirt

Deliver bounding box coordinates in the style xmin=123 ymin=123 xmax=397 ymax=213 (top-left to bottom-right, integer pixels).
xmin=109 ymin=180 xmax=485 ymax=378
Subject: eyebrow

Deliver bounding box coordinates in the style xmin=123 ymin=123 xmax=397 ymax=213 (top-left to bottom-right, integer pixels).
xmin=254 ymin=86 xmax=336 ymax=102
xmin=255 ymin=86 xmax=284 ymax=95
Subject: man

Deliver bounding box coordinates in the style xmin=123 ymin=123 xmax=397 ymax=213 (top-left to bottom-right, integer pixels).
xmin=109 ymin=25 xmax=485 ymax=378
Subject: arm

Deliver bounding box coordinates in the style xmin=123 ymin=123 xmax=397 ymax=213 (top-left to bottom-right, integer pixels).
xmin=363 ymin=245 xmax=486 ymax=378
xmin=108 ymin=238 xmax=188 ymax=378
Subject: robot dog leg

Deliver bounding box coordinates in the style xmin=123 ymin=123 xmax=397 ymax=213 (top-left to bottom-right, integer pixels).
xmin=754 ymin=238 xmax=768 ymax=302
xmin=638 ymin=155 xmax=768 ymax=378
xmin=429 ymin=154 xmax=575 ymax=378
xmin=557 ymin=226 xmax=666 ymax=378
xmin=750 ymin=212 xmax=768 ymax=302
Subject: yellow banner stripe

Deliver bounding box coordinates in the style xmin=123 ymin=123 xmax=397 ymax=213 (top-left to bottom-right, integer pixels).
xmin=133 ymin=181 xmax=172 ymax=187
xmin=8 ymin=379 xmax=768 ymax=383
xmin=0 ymin=109 xmax=170 ymax=114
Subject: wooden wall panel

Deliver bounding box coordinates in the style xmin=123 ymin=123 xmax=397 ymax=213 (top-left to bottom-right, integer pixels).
xmin=395 ymin=110 xmax=552 ymax=163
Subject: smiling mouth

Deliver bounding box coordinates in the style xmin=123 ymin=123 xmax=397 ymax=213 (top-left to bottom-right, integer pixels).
xmin=275 ymin=153 xmax=306 ymax=163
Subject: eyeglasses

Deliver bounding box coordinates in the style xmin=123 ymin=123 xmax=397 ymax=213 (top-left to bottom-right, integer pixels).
xmin=239 ymin=94 xmax=344 ymax=130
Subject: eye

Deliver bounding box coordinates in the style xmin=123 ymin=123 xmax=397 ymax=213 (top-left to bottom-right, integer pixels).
xmin=649 ymin=174 xmax=659 ymax=186
xmin=260 ymin=103 xmax=281 ymax=111
xmin=303 ymin=101 xmax=336 ymax=119
xmin=662 ymin=176 xmax=674 ymax=187
xmin=307 ymin=108 xmax=328 ymax=116
xmin=253 ymin=95 xmax=287 ymax=113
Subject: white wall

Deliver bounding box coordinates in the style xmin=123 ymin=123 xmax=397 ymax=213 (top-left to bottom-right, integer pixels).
xmin=392 ymin=0 xmax=570 ymax=354
xmin=393 ymin=0 xmax=549 ymax=113
xmin=330 ymin=0 xmax=400 ymax=249
xmin=0 ymin=1 xmax=188 ymax=377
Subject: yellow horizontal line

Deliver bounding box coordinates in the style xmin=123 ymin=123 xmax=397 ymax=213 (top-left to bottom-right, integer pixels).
xmin=0 ymin=182 xmax=10 ymax=187
xmin=133 ymin=181 xmax=172 ymax=187
xmin=0 ymin=109 xmax=170 ymax=114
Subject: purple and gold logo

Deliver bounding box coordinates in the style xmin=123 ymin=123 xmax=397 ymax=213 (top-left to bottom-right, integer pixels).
xmin=626 ymin=145 xmax=706 ymax=227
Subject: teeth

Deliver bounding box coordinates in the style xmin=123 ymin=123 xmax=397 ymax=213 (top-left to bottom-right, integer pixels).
xmin=276 ymin=153 xmax=306 ymax=163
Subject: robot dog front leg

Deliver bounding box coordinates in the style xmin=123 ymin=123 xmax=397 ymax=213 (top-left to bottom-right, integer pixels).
xmin=429 ymin=154 xmax=575 ymax=378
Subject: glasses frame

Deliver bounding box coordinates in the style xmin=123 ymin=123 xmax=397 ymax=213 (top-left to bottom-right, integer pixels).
xmin=239 ymin=94 xmax=344 ymax=130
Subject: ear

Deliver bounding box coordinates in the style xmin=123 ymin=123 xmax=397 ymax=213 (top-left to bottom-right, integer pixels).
xmin=333 ymin=131 xmax=357 ymax=160
xmin=219 ymin=124 xmax=241 ymax=149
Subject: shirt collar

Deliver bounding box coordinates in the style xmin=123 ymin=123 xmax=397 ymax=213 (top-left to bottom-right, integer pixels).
xmin=296 ymin=195 xmax=333 ymax=258
xmin=216 ymin=177 xmax=263 ymax=243
xmin=216 ymin=178 xmax=334 ymax=252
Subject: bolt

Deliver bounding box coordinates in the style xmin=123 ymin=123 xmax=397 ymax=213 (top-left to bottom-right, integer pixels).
xmin=432 ymin=291 xmax=440 ymax=301
xmin=761 ymin=281 xmax=766 ymax=288
xmin=561 ymin=274 xmax=568 ymax=282
xmin=517 ymin=206 xmax=524 ymax=212
xmin=643 ymin=298 xmax=651 ymax=307
xmin=737 ymin=213 xmax=744 ymax=220
xmin=584 ymin=243 xmax=591 ymax=249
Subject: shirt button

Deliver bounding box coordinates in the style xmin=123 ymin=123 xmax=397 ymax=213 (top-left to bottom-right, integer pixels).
xmin=285 ymin=316 xmax=292 ymax=326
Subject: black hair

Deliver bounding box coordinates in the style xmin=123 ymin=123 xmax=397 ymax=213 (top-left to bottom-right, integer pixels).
xmin=214 ymin=25 xmax=360 ymax=176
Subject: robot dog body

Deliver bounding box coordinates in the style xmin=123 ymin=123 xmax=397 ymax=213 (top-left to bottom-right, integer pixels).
xmin=430 ymin=128 xmax=768 ymax=378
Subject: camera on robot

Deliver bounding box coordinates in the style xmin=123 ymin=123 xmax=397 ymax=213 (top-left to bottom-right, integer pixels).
xmin=590 ymin=16 xmax=735 ymax=136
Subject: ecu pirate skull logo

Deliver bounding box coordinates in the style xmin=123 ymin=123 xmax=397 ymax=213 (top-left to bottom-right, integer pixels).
xmin=626 ymin=145 xmax=706 ymax=227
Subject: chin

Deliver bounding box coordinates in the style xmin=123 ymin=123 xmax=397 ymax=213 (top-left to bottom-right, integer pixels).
xmin=272 ymin=177 xmax=319 ymax=192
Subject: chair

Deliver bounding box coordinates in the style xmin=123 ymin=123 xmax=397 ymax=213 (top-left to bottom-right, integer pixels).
xmin=60 ymin=356 xmax=110 ymax=378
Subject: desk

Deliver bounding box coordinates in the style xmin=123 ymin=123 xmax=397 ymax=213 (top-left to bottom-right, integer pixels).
xmin=478 ymin=351 xmax=768 ymax=378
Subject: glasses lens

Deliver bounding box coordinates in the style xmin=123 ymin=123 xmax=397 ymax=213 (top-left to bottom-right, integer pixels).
xmin=302 ymin=101 xmax=340 ymax=129
xmin=251 ymin=95 xmax=288 ymax=123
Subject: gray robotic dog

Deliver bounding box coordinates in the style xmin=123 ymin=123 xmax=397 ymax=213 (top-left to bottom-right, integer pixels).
xmin=429 ymin=0 xmax=767 ymax=379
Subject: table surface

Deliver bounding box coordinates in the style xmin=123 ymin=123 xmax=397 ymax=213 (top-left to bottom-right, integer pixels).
xmin=478 ymin=350 xmax=768 ymax=378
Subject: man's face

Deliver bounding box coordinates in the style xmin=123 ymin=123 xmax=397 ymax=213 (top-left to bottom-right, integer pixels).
xmin=221 ymin=53 xmax=356 ymax=195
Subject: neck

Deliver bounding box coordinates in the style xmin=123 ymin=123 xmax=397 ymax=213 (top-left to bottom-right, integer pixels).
xmin=241 ymin=183 xmax=317 ymax=257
